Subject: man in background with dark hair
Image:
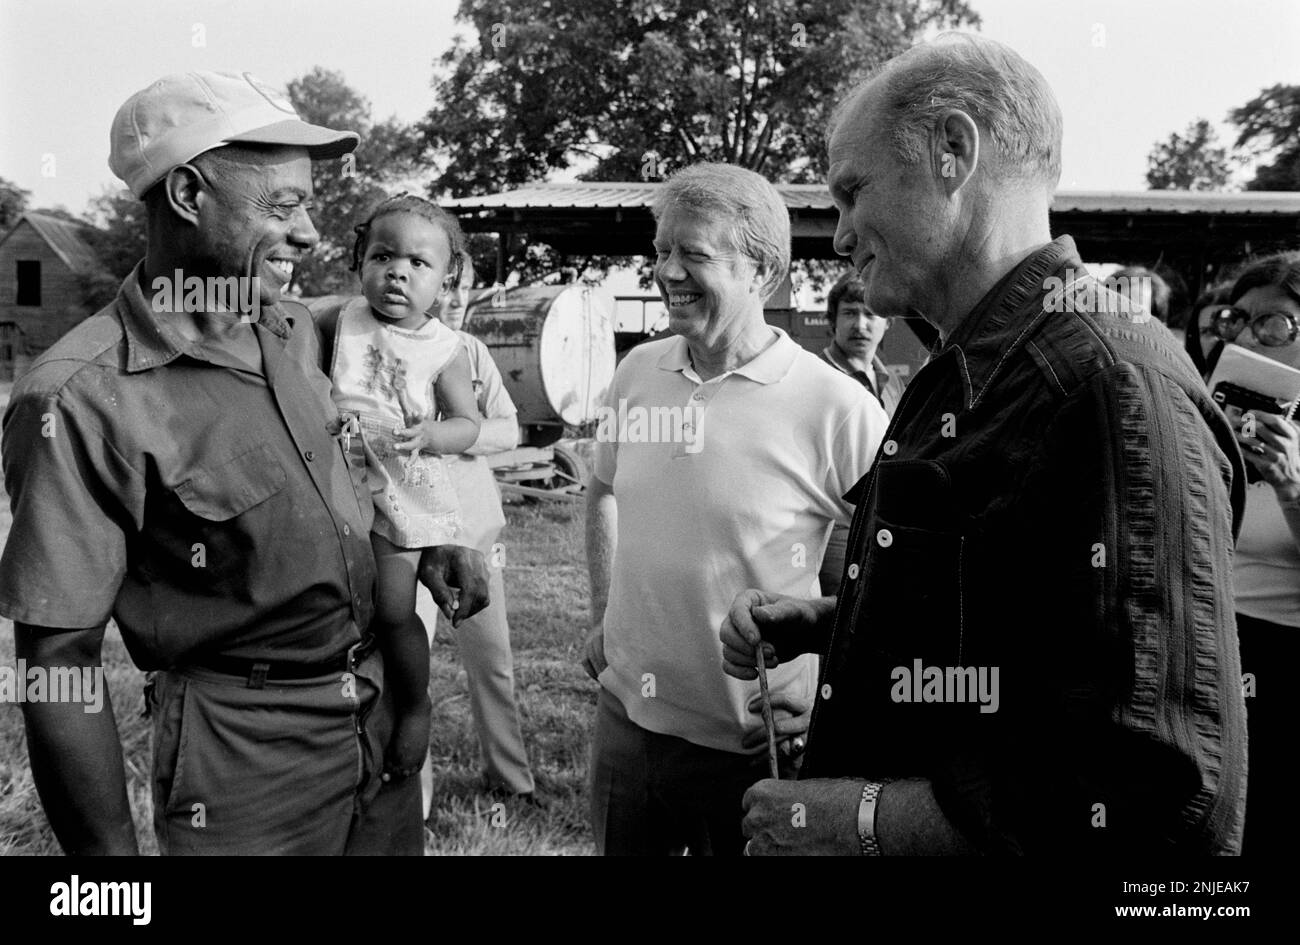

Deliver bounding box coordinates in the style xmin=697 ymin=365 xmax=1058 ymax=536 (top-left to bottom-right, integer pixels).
xmin=820 ymin=272 xmax=906 ymax=416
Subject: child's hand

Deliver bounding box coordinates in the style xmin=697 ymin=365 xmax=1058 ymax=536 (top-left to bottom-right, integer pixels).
xmin=393 ymin=414 xmax=443 ymax=454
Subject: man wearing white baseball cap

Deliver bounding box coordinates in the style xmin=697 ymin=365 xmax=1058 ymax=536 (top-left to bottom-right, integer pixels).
xmin=0 ymin=71 xmax=489 ymax=856
xmin=108 ymin=70 xmax=359 ymax=199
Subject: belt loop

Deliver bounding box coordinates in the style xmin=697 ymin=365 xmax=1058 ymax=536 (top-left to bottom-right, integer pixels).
xmin=247 ymin=662 xmax=270 ymax=689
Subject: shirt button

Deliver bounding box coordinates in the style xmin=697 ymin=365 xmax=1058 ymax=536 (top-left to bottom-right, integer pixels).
xmin=876 ymin=528 xmax=893 ymax=548
xmin=847 ymin=563 xmax=860 ymax=580
xmin=821 ymin=683 xmax=832 ymax=700
xmin=882 ymin=439 xmax=898 ymax=456
xmin=343 ymin=524 xmax=351 ymax=536
xmin=683 ymin=423 xmax=694 ymax=434
xmin=692 ymin=391 xmax=705 ymax=401
xmin=305 ymin=450 xmax=315 ymax=461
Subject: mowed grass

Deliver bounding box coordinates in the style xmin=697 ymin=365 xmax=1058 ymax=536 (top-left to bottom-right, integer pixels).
xmin=0 ymin=449 xmax=600 ymax=856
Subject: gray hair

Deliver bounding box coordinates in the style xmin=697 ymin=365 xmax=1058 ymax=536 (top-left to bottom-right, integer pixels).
xmin=838 ymin=32 xmax=1063 ymax=186
xmin=650 ymin=163 xmax=791 ymax=301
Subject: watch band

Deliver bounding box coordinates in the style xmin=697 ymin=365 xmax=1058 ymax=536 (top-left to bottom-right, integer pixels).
xmin=857 ymin=780 xmax=888 ymax=856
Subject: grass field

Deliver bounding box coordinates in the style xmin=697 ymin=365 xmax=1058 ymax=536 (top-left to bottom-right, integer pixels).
xmin=0 ymin=451 xmax=600 ymax=856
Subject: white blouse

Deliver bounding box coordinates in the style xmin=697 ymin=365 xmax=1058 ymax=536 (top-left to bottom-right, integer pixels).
xmin=1234 ymin=481 xmax=1300 ymax=628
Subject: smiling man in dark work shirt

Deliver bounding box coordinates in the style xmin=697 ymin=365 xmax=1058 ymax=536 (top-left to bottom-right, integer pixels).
xmin=722 ymin=33 xmax=1247 ymax=855
xmin=0 ymin=71 xmax=488 ymax=856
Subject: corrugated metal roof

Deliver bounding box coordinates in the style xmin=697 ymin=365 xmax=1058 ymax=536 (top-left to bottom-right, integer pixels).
xmin=19 ymin=212 xmax=103 ymax=273
xmin=442 ymin=182 xmax=831 ymax=210
xmin=445 ymin=182 xmax=1300 ymax=216
xmin=1049 ymin=191 xmax=1300 ymax=214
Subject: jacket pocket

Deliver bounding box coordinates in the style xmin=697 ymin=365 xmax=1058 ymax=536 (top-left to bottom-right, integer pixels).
xmin=858 ymin=460 xmax=965 ymax=667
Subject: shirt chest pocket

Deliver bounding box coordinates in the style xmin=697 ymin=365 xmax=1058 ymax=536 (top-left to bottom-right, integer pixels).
xmin=175 ymin=444 xmax=287 ymax=520
xmin=855 ymin=459 xmax=966 ymax=667
xmin=167 ymin=444 xmax=288 ymax=584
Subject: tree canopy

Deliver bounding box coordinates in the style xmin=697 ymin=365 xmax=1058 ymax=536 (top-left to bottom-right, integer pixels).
xmin=286 ymin=67 xmax=423 ymax=296
xmin=1231 ymin=84 xmax=1300 ymax=191
xmin=1146 ymin=84 xmax=1300 ymax=193
xmin=1146 ymin=119 xmax=1235 ymax=191
xmin=419 ymin=0 xmax=979 ymax=196
xmin=0 ymin=177 xmax=31 ymax=230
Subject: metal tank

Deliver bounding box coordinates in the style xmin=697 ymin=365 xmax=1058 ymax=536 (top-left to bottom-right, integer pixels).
xmin=464 ymin=284 xmax=616 ymax=437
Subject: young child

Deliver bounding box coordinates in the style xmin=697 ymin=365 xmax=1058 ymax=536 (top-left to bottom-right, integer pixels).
xmin=322 ymin=194 xmax=481 ymax=781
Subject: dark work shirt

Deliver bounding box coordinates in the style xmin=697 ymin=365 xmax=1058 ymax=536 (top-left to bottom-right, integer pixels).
xmin=801 ymin=237 xmax=1248 ymax=855
xmin=820 ymin=344 xmax=905 ymax=417
xmin=0 ymin=265 xmax=376 ymax=668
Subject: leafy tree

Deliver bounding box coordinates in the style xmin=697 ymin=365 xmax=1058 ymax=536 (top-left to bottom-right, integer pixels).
xmin=78 ymin=188 xmax=150 ymax=310
xmin=419 ymin=0 xmax=978 ymax=285
xmin=0 ymin=177 xmax=31 ymax=229
xmin=1145 ymin=119 xmax=1234 ymax=191
xmin=1230 ymin=84 xmax=1300 ymax=191
xmin=286 ymin=67 xmax=423 ymax=296
xmin=81 ymin=189 xmax=149 ymax=278
xmin=423 ymin=0 xmax=976 ymax=192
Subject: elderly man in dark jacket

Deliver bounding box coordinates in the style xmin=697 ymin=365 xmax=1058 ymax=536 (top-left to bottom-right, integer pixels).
xmin=723 ymin=33 xmax=1247 ymax=856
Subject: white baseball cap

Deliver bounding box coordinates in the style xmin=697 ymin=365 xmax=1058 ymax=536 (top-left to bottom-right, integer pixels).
xmin=109 ymin=70 xmax=360 ymax=198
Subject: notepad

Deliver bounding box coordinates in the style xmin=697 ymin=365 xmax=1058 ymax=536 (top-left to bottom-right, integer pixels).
xmin=1207 ymin=343 xmax=1300 ymax=419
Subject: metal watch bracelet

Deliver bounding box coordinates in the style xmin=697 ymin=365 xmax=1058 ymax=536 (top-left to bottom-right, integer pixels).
xmin=857 ymin=780 xmax=890 ymax=856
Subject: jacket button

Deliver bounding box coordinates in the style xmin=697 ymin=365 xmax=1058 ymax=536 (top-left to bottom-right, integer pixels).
xmin=876 ymin=528 xmax=893 ymax=548
xmin=847 ymin=563 xmax=860 ymax=580
xmin=343 ymin=524 xmax=351 ymax=536
xmin=882 ymin=439 xmax=898 ymax=456
xmin=305 ymin=450 xmax=315 ymax=461
xmin=820 ymin=683 xmax=832 ymax=700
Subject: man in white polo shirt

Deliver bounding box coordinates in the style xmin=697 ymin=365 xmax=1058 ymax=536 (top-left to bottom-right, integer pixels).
xmin=583 ymin=163 xmax=886 ymax=856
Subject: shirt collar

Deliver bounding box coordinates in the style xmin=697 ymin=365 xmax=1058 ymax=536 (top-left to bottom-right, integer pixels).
xmin=117 ymin=262 xmax=292 ymax=374
xmin=656 ymin=326 xmax=798 ymax=385
xmin=941 ymin=235 xmax=1081 ymax=410
xmin=822 ymin=342 xmax=892 ymax=391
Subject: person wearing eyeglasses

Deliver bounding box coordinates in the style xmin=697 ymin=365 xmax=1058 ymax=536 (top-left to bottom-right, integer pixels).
xmin=1209 ymin=251 xmax=1300 ymax=859
xmin=1185 ymin=283 xmax=1233 ymax=378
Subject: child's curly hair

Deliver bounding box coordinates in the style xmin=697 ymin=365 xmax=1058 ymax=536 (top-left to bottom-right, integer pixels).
xmin=350 ymin=193 xmax=467 ymax=285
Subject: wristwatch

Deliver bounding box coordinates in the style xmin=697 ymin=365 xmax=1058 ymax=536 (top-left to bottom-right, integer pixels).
xmin=857 ymin=780 xmax=889 ymax=855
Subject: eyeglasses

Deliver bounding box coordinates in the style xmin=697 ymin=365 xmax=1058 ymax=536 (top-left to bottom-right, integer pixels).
xmin=1210 ymin=306 xmax=1300 ymax=348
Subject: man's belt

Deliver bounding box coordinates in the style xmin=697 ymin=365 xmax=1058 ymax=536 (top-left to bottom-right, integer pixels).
xmin=186 ymin=634 xmax=377 ymax=689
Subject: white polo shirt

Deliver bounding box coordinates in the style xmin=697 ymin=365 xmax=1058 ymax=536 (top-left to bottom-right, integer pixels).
xmin=593 ymin=327 xmax=887 ymax=753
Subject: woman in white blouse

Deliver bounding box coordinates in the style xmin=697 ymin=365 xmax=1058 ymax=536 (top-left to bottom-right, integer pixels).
xmin=1209 ymin=251 xmax=1300 ymax=859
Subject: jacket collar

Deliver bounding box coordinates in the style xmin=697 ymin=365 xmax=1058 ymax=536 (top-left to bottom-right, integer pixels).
xmin=822 ymin=342 xmax=889 ymax=386
xmin=656 ymin=326 xmax=798 ymax=385
xmin=117 ymin=262 xmax=292 ymax=374
xmin=942 ymin=235 xmax=1082 ymax=410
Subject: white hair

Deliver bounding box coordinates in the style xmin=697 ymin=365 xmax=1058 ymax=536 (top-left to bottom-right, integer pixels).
xmin=837 ymin=32 xmax=1063 ymax=186
xmin=651 ymin=163 xmax=791 ymax=301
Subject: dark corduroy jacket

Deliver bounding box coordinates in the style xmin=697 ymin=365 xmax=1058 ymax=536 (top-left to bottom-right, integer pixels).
xmin=801 ymin=237 xmax=1248 ymax=855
